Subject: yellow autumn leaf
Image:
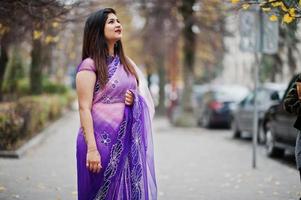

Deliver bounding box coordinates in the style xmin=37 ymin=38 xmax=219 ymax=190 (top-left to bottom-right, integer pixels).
xmin=45 ymin=35 xmax=58 ymax=44
xmin=52 ymin=22 xmax=59 ymax=28
xmin=231 ymin=0 xmax=240 ymax=3
xmin=283 ymin=13 xmax=294 ymax=23
xmin=289 ymin=8 xmax=296 ymax=17
xmin=271 ymin=2 xmax=282 ymax=7
xmin=269 ymin=15 xmax=278 ymax=21
xmin=33 ymin=30 xmax=43 ymax=40
xmin=262 ymin=7 xmax=271 ymax=12
xmin=0 ymin=186 xmax=6 ymax=192
xmin=53 ymin=36 xmax=59 ymax=42
xmin=242 ymin=3 xmax=250 ymax=10
xmin=0 ymin=23 xmax=10 ymax=36
xmin=280 ymin=3 xmax=288 ymax=12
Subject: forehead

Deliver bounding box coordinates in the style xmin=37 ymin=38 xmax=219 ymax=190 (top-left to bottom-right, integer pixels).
xmin=107 ymin=13 xmax=118 ymax=20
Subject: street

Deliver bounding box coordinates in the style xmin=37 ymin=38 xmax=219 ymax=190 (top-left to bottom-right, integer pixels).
xmin=0 ymin=111 xmax=300 ymax=200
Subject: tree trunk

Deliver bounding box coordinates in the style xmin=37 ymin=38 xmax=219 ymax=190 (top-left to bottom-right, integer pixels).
xmin=0 ymin=34 xmax=9 ymax=101
xmin=181 ymin=26 xmax=196 ymax=112
xmin=157 ymin=52 xmax=166 ymax=115
xmin=182 ymin=0 xmax=196 ymax=112
xmin=173 ymin=0 xmax=197 ymax=126
xmin=288 ymin=47 xmax=296 ymax=76
xmin=30 ymin=35 xmax=43 ymax=94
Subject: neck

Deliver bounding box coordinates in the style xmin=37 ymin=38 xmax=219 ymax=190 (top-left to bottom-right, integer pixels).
xmin=107 ymin=42 xmax=115 ymax=57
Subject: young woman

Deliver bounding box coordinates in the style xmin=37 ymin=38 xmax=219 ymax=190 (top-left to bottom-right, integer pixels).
xmin=75 ymin=8 xmax=157 ymax=200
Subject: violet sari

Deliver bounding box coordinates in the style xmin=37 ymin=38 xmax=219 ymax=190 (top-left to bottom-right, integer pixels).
xmin=76 ymin=56 xmax=157 ymax=200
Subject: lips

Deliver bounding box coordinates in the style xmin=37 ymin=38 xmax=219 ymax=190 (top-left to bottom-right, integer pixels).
xmin=115 ymin=29 xmax=121 ymax=34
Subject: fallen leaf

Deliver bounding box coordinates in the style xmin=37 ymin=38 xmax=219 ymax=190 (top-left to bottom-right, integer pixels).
xmin=0 ymin=186 xmax=6 ymax=192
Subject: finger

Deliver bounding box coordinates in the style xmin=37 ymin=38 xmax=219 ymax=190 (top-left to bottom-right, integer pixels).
xmin=93 ymin=164 xmax=97 ymax=173
xmin=125 ymin=93 xmax=132 ymax=98
xmin=125 ymin=99 xmax=132 ymax=105
xmin=97 ymin=163 xmax=102 ymax=173
xmin=125 ymin=97 xmax=132 ymax=102
xmin=94 ymin=163 xmax=99 ymax=173
xmin=90 ymin=162 xmax=96 ymax=173
xmin=89 ymin=162 xmax=94 ymax=172
xmin=90 ymin=161 xmax=97 ymax=172
xmin=89 ymin=162 xmax=95 ymax=172
xmin=125 ymin=97 xmax=131 ymax=103
xmin=126 ymin=95 xmax=133 ymax=100
xmin=126 ymin=90 xmax=133 ymax=96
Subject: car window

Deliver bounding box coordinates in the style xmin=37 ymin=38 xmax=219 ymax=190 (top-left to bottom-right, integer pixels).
xmin=279 ymin=90 xmax=285 ymax=99
xmin=282 ymin=74 xmax=300 ymax=101
xmin=214 ymin=89 xmax=248 ymax=102
xmin=241 ymin=93 xmax=254 ymax=106
xmin=257 ymin=89 xmax=270 ymax=105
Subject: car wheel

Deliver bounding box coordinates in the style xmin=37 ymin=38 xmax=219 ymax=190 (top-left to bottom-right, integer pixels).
xmin=266 ymin=128 xmax=284 ymax=158
xmin=231 ymin=118 xmax=241 ymax=138
xmin=258 ymin=124 xmax=266 ymax=144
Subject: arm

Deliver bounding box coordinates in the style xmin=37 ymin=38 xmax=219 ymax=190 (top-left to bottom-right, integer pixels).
xmin=76 ymin=71 xmax=97 ymax=148
xmin=283 ymin=75 xmax=301 ymax=115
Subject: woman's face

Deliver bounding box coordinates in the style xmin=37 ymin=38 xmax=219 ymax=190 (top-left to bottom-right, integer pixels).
xmin=104 ymin=13 xmax=122 ymax=43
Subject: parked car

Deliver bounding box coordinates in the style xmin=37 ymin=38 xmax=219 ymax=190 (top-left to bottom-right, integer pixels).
xmin=193 ymin=84 xmax=211 ymax=109
xmin=263 ymin=75 xmax=299 ymax=157
xmin=197 ymin=85 xmax=249 ymax=128
xmin=231 ymin=83 xmax=287 ymax=143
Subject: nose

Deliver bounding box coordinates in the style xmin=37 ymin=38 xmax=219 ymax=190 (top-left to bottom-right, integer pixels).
xmin=115 ymin=21 xmax=121 ymax=28
xmin=115 ymin=23 xmax=121 ymax=28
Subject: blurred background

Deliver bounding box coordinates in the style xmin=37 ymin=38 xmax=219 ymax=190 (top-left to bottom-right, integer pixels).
xmin=1 ymin=0 xmax=301 ymax=199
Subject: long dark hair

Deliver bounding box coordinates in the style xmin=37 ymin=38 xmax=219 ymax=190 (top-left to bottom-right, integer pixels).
xmin=82 ymin=8 xmax=138 ymax=87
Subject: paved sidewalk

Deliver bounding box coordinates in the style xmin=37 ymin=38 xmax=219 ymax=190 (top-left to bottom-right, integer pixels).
xmin=154 ymin=118 xmax=301 ymax=200
xmin=0 ymin=111 xmax=78 ymax=200
xmin=0 ymin=111 xmax=300 ymax=200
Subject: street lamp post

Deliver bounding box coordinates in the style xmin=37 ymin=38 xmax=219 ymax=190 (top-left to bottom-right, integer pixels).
xmin=239 ymin=5 xmax=279 ymax=169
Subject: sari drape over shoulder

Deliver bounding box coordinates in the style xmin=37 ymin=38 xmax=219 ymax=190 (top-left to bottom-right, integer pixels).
xmin=76 ymin=56 xmax=157 ymax=200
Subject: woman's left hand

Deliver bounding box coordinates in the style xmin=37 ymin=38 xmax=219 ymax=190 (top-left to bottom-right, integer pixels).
xmin=125 ymin=90 xmax=134 ymax=106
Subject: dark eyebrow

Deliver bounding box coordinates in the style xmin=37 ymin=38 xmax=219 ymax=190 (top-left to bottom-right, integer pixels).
xmin=108 ymin=18 xmax=118 ymax=21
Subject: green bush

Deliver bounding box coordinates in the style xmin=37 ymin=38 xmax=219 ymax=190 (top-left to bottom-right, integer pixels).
xmin=0 ymin=91 xmax=76 ymax=150
xmin=3 ymin=77 xmax=71 ymax=99
xmin=42 ymin=79 xmax=68 ymax=94
xmin=16 ymin=78 xmax=30 ymax=96
xmin=15 ymin=96 xmax=50 ymax=136
xmin=0 ymin=103 xmax=24 ymax=150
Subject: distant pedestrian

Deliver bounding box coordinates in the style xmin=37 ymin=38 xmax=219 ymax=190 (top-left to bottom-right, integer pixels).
xmin=283 ymin=74 xmax=301 ymax=183
xmin=75 ymin=8 xmax=157 ymax=200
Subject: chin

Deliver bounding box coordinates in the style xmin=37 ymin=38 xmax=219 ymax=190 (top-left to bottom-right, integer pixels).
xmin=112 ymin=38 xmax=122 ymax=43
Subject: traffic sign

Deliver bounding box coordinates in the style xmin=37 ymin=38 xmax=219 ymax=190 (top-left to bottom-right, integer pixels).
xmin=239 ymin=9 xmax=279 ymax=54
